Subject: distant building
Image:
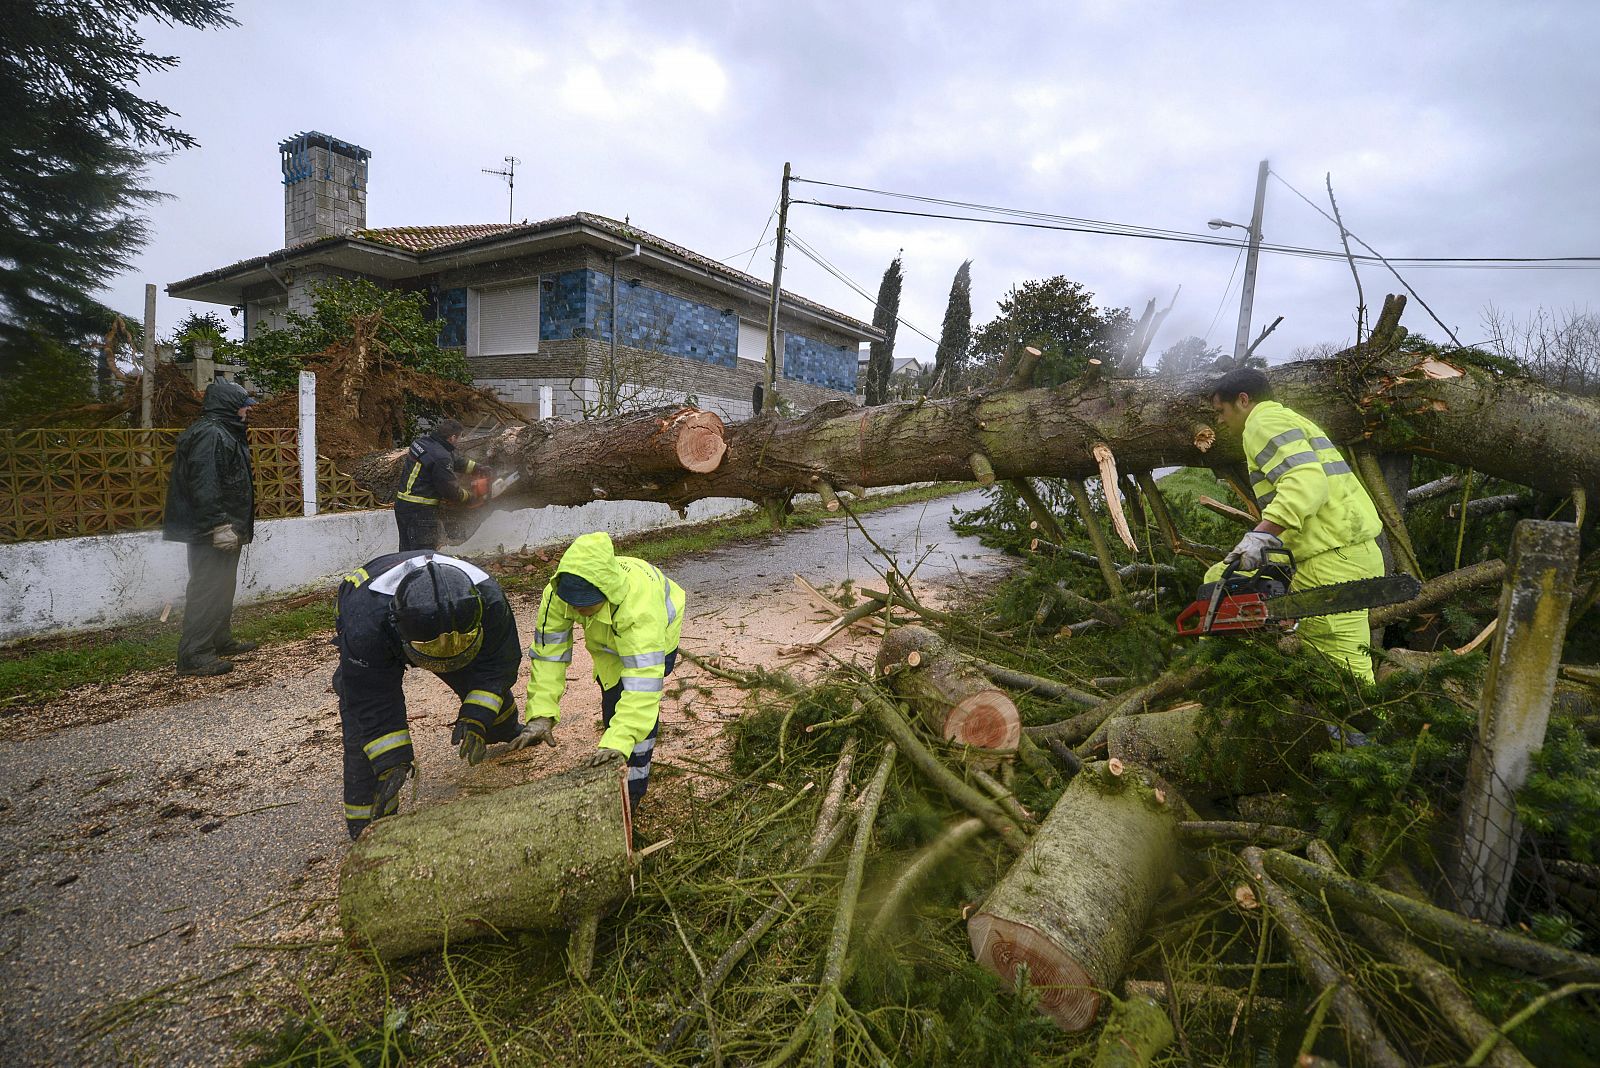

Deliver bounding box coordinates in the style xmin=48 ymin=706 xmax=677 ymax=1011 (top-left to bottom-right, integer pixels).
xmin=168 ymin=132 xmax=879 ymax=421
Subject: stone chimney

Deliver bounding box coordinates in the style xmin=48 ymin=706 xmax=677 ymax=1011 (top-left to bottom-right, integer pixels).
xmin=279 ymin=131 xmax=371 ymax=247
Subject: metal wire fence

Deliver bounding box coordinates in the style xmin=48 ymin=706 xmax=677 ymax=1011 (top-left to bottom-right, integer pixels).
xmin=0 ymin=427 xmax=377 ymax=543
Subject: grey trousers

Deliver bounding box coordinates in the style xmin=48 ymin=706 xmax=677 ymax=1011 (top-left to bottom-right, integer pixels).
xmin=178 ymin=542 xmax=241 ymax=667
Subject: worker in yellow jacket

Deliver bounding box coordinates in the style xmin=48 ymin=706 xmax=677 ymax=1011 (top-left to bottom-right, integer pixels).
xmin=512 ymin=531 xmax=687 ymax=806
xmin=1207 ymin=368 xmax=1384 ymax=682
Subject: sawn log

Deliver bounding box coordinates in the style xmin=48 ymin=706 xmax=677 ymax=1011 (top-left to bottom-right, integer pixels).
xmin=877 ymin=625 xmax=1021 ymax=753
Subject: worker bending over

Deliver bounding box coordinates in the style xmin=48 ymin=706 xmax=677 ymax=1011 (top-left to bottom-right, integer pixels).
xmin=1208 ymin=368 xmax=1384 ymax=682
xmin=394 ymin=418 xmax=481 ymax=551
xmin=333 ymin=552 xmax=526 ymax=837
xmin=515 ymin=532 xmax=687 ymax=808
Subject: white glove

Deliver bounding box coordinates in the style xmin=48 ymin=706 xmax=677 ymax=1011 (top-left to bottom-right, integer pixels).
xmin=507 ymin=717 xmax=558 ymax=751
xmin=1226 ymin=530 xmax=1282 ymax=572
xmin=210 ymin=523 xmax=240 ymax=552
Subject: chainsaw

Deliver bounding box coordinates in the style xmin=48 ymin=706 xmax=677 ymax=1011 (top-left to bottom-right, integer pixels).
xmin=463 ymin=469 xmax=521 ymax=509
xmin=1175 ymin=547 xmax=1421 ymax=637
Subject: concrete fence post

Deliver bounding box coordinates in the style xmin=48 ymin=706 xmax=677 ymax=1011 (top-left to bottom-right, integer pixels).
xmin=1453 ymin=519 xmax=1579 ymax=922
xmin=298 ymin=371 xmax=318 ymax=518
xmin=539 ymin=385 xmax=554 ymax=421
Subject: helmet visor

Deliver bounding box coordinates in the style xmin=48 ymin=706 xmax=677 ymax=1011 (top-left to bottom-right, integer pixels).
xmin=402 ymin=625 xmax=484 ymax=672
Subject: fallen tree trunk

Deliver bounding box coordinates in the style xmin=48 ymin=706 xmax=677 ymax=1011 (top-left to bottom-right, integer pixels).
xmin=1089 ymin=995 xmax=1175 ymax=1068
xmin=339 ymin=765 xmax=632 ymax=960
xmin=1104 ymin=701 xmax=1332 ymax=799
xmin=877 ymin=625 xmax=1022 ymax=753
xmin=1370 ymin=559 xmax=1506 ymax=627
xmin=350 ymin=296 xmax=1600 ymax=534
xmin=968 ymin=760 xmax=1178 ymax=1031
xmin=1449 ymin=493 xmax=1531 ymax=520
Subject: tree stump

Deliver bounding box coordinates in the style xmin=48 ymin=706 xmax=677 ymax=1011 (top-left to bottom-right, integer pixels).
xmin=968 ymin=761 xmax=1178 ymax=1031
xmin=877 ymin=625 xmax=1021 ymax=753
xmin=339 ymin=765 xmax=633 ymax=960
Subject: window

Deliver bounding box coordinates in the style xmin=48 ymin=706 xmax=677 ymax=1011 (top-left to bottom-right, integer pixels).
xmin=737 ymin=319 xmax=782 ymax=364
xmin=246 ymin=298 xmax=287 ymax=339
xmin=471 ymin=282 xmax=539 ymax=356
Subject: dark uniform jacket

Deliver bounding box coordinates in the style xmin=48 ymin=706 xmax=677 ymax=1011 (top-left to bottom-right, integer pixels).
xmin=396 ymin=429 xmax=476 ymax=507
xmin=333 ymin=551 xmax=522 ymax=777
xmin=162 ymin=380 xmax=255 ymax=544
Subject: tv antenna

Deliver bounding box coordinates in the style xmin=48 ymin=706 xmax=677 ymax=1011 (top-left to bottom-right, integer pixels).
xmin=482 ymin=156 xmax=521 ymax=224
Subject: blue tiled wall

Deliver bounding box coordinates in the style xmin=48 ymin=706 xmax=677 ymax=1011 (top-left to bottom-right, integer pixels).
xmin=434 ymin=287 xmax=467 ymax=348
xmin=782 ymin=333 xmax=857 ymax=393
xmin=539 ymin=270 xmax=592 ymax=339
xmin=615 ymin=277 xmax=737 ymax=366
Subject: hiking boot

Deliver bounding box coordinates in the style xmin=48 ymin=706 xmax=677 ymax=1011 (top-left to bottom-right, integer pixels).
xmin=177 ymin=658 xmax=234 ymax=678
xmin=216 ymin=639 xmax=258 ymax=656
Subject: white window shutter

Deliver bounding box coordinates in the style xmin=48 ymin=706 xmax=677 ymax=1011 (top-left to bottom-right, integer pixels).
xmin=475 ymin=283 xmax=539 ymax=356
xmin=738 ymin=320 xmax=781 ymax=363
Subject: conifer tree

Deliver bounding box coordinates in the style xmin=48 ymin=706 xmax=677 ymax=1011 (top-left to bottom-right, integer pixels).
xmin=864 ymin=253 xmax=902 ymax=405
xmin=930 ymin=260 xmax=973 ymax=395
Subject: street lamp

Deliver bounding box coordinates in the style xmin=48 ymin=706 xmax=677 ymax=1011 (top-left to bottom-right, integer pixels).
xmin=1211 ymin=160 xmax=1269 ymax=364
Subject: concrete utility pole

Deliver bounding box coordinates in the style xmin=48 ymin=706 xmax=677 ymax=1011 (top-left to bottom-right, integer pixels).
xmin=298 ymin=371 xmax=318 ymax=518
xmin=1232 ymin=159 xmax=1269 ymax=366
xmin=762 ymin=162 xmax=791 ymax=413
xmin=140 ymin=283 xmax=156 ymax=429
xmin=1454 ymin=519 xmax=1579 ymax=923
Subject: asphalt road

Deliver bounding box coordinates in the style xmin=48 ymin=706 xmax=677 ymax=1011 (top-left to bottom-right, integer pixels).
xmin=0 ymin=490 xmax=1008 ymax=1066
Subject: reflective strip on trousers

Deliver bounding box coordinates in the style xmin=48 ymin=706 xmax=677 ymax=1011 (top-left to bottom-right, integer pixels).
xmin=345 ymin=802 xmax=374 ymax=820
xmin=364 ymin=729 xmax=412 ymax=760
xmin=621 ymin=676 xmax=664 ymax=692
xmin=533 ymin=651 xmax=572 ymax=663
xmin=463 ymin=689 xmax=503 ymax=714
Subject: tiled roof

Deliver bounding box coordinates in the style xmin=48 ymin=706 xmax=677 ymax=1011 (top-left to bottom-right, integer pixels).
xmin=355 ymin=223 xmax=521 ymax=253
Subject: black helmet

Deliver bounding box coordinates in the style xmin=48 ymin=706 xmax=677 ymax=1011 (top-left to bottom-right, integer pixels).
xmin=392 ymin=561 xmax=484 ymax=672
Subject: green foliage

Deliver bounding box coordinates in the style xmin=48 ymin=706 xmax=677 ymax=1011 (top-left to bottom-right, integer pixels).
xmin=1519 ymin=721 xmax=1600 ymax=863
xmin=170 ymin=310 xmax=236 ymax=362
xmin=929 ymin=259 xmax=972 ymax=394
xmin=968 ymin=276 xmax=1132 ymax=385
xmin=0 ymin=1 xmax=236 ymax=351
xmin=0 ymin=325 xmax=102 ymax=427
xmin=863 ymin=254 xmax=902 ymax=405
xmin=237 ymin=277 xmax=468 ymax=396
xmin=1156 ymin=335 xmax=1228 ymax=377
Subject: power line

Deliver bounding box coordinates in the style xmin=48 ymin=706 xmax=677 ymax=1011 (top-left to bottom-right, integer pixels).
xmin=1203 ymin=242 xmax=1248 ymax=346
xmin=787 ymin=230 xmax=940 ymax=346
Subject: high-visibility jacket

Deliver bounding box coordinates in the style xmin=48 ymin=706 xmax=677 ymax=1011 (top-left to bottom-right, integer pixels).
xmin=528 ymin=532 xmax=687 ymax=756
xmin=1245 ymin=401 xmax=1381 ymax=562
xmin=396 ymin=430 xmax=476 ymax=507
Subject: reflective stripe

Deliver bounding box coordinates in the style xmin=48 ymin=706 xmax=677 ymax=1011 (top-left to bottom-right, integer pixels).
xmin=661 ymin=571 xmax=677 ymax=625
xmin=379 ymin=793 xmax=400 ymax=815
xmin=626 ymin=765 xmax=650 ymax=781
xmin=1322 ymin=460 xmax=1353 ymax=476
xmin=533 ymin=651 xmax=573 ymax=663
xmin=534 ymin=629 xmax=571 ymax=645
xmin=631 ymin=736 xmax=657 ymax=756
xmin=397 ymin=492 xmax=440 ymax=505
xmin=620 ymin=650 xmax=666 ymax=668
xmin=597 ymin=643 xmax=618 ymax=656
xmin=463 ymin=459 xmax=477 ymax=473
xmin=620 ymin=676 xmax=664 ymax=692
xmin=344 ymin=802 xmax=374 ymax=819
xmin=1253 ymin=428 xmax=1307 ymax=469
xmin=342 ymin=567 xmax=370 ymax=588
xmin=1266 ymin=451 xmax=1320 ymax=480
xmin=463 ymin=689 xmax=503 ymax=713
xmin=364 ymin=729 xmax=412 ymax=760
xmin=398 ymin=455 xmax=435 ymax=505
xmin=1310 ymin=437 xmax=1335 ymax=450
xmin=1256 ymin=490 xmax=1277 ymax=508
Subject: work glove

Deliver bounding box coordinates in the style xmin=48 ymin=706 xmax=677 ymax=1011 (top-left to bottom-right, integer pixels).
xmin=210 ymin=523 xmax=240 ymax=552
xmin=587 ymin=747 xmax=626 ymax=768
xmin=507 ymin=717 xmax=558 ymax=751
xmin=1226 ymin=530 xmax=1283 ymax=572
xmin=372 ymin=762 xmax=413 ymax=819
xmin=451 ymin=715 xmax=488 ymax=766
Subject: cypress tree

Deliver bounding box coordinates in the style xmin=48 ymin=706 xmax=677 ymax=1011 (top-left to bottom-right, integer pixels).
xmin=865 ymin=253 xmax=902 ymax=405
xmin=930 ymin=260 xmax=973 ymax=395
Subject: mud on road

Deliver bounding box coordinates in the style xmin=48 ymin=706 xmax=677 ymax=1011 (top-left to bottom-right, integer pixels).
xmin=0 ymin=491 xmax=1011 ymax=1066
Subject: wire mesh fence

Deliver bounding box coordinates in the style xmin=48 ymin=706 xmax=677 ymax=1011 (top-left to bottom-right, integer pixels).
xmin=0 ymin=427 xmax=378 ymax=543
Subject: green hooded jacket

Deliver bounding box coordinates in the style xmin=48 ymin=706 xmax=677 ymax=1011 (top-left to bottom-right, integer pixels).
xmin=528 ymin=532 xmax=687 ymax=754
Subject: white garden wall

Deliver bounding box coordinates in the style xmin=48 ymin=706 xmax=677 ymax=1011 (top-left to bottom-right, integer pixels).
xmin=0 ymin=497 xmax=751 ymax=644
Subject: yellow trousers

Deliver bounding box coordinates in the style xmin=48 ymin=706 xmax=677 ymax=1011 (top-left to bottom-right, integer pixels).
xmin=1204 ymin=538 xmax=1383 ymax=683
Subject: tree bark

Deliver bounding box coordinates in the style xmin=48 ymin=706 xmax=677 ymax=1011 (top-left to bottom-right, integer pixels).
xmin=1369 ymin=559 xmax=1506 ymax=627
xmin=1104 ymin=701 xmax=1331 ymax=799
xmin=339 ymin=764 xmax=632 ymax=960
xmin=877 ymin=625 xmax=1021 ymax=753
xmin=1089 ymin=995 xmax=1175 ymax=1068
xmin=968 ymin=761 xmax=1178 ymax=1031
xmin=349 ymin=297 xmax=1600 ymax=524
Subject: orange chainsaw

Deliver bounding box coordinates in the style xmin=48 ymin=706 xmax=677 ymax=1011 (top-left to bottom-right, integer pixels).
xmin=1175 ymin=548 xmax=1420 ymax=637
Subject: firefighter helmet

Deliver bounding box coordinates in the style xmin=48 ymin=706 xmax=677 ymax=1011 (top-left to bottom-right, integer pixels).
xmin=392 ymin=560 xmax=484 ymax=672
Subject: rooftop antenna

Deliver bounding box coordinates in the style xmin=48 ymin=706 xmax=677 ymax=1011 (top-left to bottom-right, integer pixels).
xmin=482 ymin=156 xmax=520 ymax=224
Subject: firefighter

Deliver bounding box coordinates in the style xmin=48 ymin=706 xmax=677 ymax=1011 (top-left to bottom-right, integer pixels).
xmin=333 ymin=551 xmax=525 ymax=838
xmin=393 ymin=418 xmax=482 ymax=551
xmin=515 ymin=532 xmax=687 ymax=808
xmin=1207 ymin=367 xmax=1384 ymax=682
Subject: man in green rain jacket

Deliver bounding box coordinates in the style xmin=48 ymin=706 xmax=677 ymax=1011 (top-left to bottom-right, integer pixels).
xmin=512 ymin=532 xmax=687 ymax=806
xmin=1207 ymin=368 xmax=1385 ymax=682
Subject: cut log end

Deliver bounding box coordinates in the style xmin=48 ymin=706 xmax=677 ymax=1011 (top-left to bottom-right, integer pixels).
xmin=674 ymin=424 xmax=727 ymax=473
xmin=945 ymin=689 xmax=1023 ymax=751
xmin=969 ymin=913 xmax=1099 ymax=1031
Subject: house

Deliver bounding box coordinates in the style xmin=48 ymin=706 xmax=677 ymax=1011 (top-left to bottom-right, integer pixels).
xmin=168 ymin=132 xmax=880 ymax=421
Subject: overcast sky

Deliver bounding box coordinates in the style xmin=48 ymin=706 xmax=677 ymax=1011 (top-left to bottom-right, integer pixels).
xmin=117 ymin=0 xmax=1599 ymax=367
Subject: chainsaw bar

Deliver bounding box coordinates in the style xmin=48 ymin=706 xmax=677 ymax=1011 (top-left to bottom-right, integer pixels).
xmin=1265 ymin=573 xmax=1422 ymax=620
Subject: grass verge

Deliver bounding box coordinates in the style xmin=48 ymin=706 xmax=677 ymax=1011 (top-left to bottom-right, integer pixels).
xmin=0 ymin=482 xmax=973 ymax=711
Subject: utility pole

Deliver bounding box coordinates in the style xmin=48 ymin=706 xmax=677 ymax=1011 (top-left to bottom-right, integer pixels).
xmin=140 ymin=283 xmax=156 ymax=429
xmin=1231 ymin=159 xmax=1269 ymax=366
xmin=761 ymin=162 xmax=791 ymax=413
xmin=482 ymin=156 xmax=520 ymax=224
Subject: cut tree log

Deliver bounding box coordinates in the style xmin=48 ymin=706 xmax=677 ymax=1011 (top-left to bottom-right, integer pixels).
xmin=970 ymin=657 xmax=1100 ymax=707
xmin=350 ymin=297 xmax=1600 ymax=555
xmin=339 ymin=764 xmax=632 ymax=960
xmin=1369 ymin=559 xmax=1506 ymax=627
xmin=1449 ymin=493 xmax=1531 ymax=520
xmin=969 ymin=760 xmax=1178 ymax=1031
xmin=877 ymin=625 xmax=1022 ymax=753
xmin=1104 ymin=701 xmax=1331 ymax=799
xmin=1089 ymin=995 xmax=1175 ymax=1068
